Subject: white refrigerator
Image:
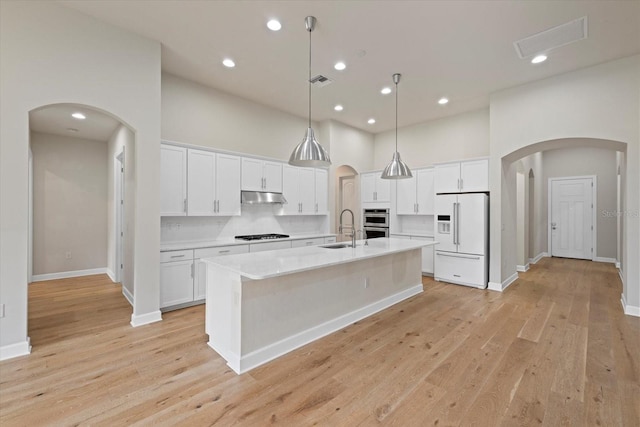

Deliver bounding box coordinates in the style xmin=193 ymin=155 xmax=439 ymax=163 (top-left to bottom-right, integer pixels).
xmin=434 ymin=193 xmax=488 ymax=289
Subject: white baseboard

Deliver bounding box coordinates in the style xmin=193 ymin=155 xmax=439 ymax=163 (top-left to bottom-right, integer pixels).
xmin=615 ymin=261 xmax=620 ymax=269
xmin=130 ymin=310 xmax=162 ymax=327
xmin=618 ymin=268 xmax=624 ymax=284
xmin=32 ymin=267 xmax=108 ymax=282
xmin=488 ymin=272 xmax=519 ymax=292
xmin=122 ymin=285 xmax=134 ymax=307
xmin=106 ymin=268 xmax=116 ymax=282
xmin=211 ymin=284 xmax=423 ymax=374
xmin=0 ymin=337 xmax=31 ymax=361
xmin=529 ymin=252 xmax=548 ymax=264
xmin=516 ymin=263 xmax=530 ymax=272
xmin=594 ymin=257 xmax=617 ymax=264
xmin=621 ymin=294 xmax=640 ymax=317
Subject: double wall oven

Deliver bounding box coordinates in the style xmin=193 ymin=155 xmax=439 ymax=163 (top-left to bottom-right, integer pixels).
xmin=363 ymin=208 xmax=389 ymax=239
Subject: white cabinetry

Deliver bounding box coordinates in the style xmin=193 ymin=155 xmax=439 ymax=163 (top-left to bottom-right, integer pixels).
xmin=361 ymin=172 xmax=390 ymax=203
xmin=187 ymin=149 xmax=241 ymax=216
xmin=160 ymin=250 xmax=194 ymax=308
xmin=194 ymin=245 xmax=249 ymax=301
xmin=390 ymin=235 xmax=434 ymax=275
xmin=250 ymin=240 xmax=292 ymax=252
xmin=160 ymin=145 xmax=187 ymax=216
xmin=241 ymin=158 xmax=282 ymax=192
xmin=291 ymin=237 xmax=325 ymax=248
xmin=435 ymin=158 xmax=488 ymax=193
xmin=396 ymin=168 xmax=434 ymax=215
xmin=282 ymin=165 xmax=325 ymax=215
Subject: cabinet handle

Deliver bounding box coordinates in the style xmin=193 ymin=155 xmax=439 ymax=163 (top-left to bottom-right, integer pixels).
xmin=437 ymin=252 xmax=479 ymax=260
xmin=306 ymin=242 xmax=313 ymax=245
xmin=191 ymin=263 xmax=194 ymax=278
xmin=315 ymin=202 xmax=318 ymax=212
xmin=170 ymin=254 xmax=185 ymax=258
xmin=416 ymin=203 xmax=419 ymax=213
xmin=216 ymin=200 xmax=219 ymax=213
xmin=184 ymin=198 xmax=187 ymax=213
xmin=460 ymin=178 xmax=463 ymax=190
xmin=218 ymin=249 xmax=230 ymax=254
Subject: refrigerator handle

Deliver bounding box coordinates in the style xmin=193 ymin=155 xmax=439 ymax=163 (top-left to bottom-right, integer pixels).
xmin=452 ymin=202 xmax=457 ymax=245
xmin=456 ymin=202 xmax=460 ymax=245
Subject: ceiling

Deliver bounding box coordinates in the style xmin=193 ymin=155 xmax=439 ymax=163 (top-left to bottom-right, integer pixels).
xmin=59 ymin=1 xmax=639 ymax=133
xmin=30 ymin=104 xmax=121 ymax=142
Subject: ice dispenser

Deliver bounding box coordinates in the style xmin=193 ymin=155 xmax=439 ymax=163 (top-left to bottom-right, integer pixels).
xmin=437 ymin=215 xmax=451 ymax=234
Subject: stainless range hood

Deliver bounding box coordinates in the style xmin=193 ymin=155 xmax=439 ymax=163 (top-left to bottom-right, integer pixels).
xmin=241 ymin=191 xmax=288 ymax=205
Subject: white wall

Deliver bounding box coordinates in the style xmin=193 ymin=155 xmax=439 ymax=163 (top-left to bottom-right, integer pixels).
xmin=373 ymin=108 xmax=489 ymax=169
xmin=489 ymin=55 xmax=639 ymax=311
xmin=542 ymin=147 xmax=618 ymax=260
xmin=162 ymin=73 xmax=320 ymax=160
xmin=31 ymin=132 xmax=108 ymax=275
xmin=107 ymin=125 xmax=136 ymax=298
xmin=0 ymin=1 xmax=161 ymax=357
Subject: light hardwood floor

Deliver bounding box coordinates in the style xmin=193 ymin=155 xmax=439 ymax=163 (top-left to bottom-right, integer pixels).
xmin=1 ymin=258 xmax=638 ymax=426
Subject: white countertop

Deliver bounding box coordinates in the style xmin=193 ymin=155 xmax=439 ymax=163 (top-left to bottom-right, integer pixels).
xmin=160 ymin=233 xmax=336 ymax=252
xmin=202 ymin=237 xmax=437 ymax=280
xmin=390 ymin=232 xmax=435 ymax=238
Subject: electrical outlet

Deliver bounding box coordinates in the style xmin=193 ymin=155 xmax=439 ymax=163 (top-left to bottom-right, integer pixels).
xmin=364 ymin=277 xmax=369 ymax=288
xmin=65 ymin=251 xmax=72 ymax=259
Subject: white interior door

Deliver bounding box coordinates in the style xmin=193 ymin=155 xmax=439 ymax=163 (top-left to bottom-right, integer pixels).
xmin=550 ymin=177 xmax=593 ymax=260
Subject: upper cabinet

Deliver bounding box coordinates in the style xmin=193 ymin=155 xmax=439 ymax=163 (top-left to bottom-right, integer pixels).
xmin=161 ymin=144 xmax=241 ymax=217
xmin=361 ymin=172 xmax=390 ymax=203
xmin=434 ymin=158 xmax=488 ymax=194
xmin=241 ymin=158 xmax=282 ymax=192
xmin=160 ymin=145 xmax=187 ymax=216
xmin=396 ymin=168 xmax=434 ymax=215
xmin=281 ymin=165 xmax=328 ymax=215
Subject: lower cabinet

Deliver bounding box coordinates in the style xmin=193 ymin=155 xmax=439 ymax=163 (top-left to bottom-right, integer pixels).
xmin=194 ymin=245 xmax=249 ymax=301
xmin=160 ymin=250 xmax=195 ymax=309
xmin=291 ymin=237 xmax=325 ymax=248
xmin=390 ymin=234 xmax=434 ymax=275
xmin=249 ymin=240 xmax=292 ymax=252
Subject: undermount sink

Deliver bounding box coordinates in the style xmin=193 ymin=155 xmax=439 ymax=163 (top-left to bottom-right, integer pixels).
xmin=321 ymin=243 xmax=354 ymax=249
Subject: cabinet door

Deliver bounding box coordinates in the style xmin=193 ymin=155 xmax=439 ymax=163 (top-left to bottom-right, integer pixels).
xmin=187 ymin=149 xmax=216 ymax=216
xmin=241 ymin=157 xmax=264 ymax=191
xmin=434 ymin=163 xmax=461 ymax=194
xmin=291 ymin=238 xmax=325 ymax=248
xmin=314 ymin=169 xmax=328 ymax=214
xmin=361 ymin=173 xmax=376 ymax=203
xmin=396 ymin=175 xmax=417 ymax=215
xmin=215 ymin=154 xmax=241 ymax=216
xmin=298 ymin=168 xmax=316 ymax=214
xmin=263 ymin=161 xmax=283 ymax=192
xmin=415 ymin=169 xmax=434 ymax=215
xmin=281 ymin=165 xmax=300 ymax=215
xmin=194 ymin=259 xmax=207 ymax=301
xmin=460 ymin=159 xmax=488 ymax=192
xmin=160 ymin=145 xmax=187 ymax=216
xmin=375 ymin=175 xmax=391 ymax=202
xmin=160 ymin=260 xmax=194 ymax=308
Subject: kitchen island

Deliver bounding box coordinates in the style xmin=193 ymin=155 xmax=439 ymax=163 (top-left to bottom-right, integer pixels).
xmin=202 ymin=237 xmax=437 ymax=374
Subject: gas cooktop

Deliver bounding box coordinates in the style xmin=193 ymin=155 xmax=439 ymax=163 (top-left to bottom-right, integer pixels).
xmin=235 ymin=233 xmax=290 ymax=241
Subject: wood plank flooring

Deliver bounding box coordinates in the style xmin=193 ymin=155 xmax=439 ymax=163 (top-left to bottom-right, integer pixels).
xmin=1 ymin=257 xmax=638 ymax=426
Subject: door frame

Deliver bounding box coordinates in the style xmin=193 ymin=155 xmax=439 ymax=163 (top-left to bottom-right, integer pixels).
xmin=115 ymin=149 xmax=125 ymax=283
xmin=547 ymin=175 xmax=597 ymax=261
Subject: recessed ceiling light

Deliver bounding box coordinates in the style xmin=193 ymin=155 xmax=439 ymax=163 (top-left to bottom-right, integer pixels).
xmin=438 ymin=97 xmax=449 ymax=105
xmin=222 ymin=58 xmax=236 ymax=68
xmin=380 ymin=87 xmax=392 ymax=95
xmin=334 ymin=62 xmax=346 ymax=71
xmin=531 ymin=54 xmax=547 ymax=64
xmin=267 ymin=19 xmax=281 ymax=31
xmin=334 ymin=105 xmax=344 ymax=111
xmin=367 ymin=118 xmax=376 ymax=124
xmin=71 ymin=112 xmax=86 ymax=120
xmin=67 ymin=128 xmax=79 ymax=132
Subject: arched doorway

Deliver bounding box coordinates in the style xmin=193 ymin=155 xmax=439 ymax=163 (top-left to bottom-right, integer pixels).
xmin=335 ymin=165 xmax=359 ymax=241
xmin=28 ymin=103 xmax=135 ymax=349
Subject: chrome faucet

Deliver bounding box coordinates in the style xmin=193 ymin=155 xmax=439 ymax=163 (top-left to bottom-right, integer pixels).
xmin=339 ymin=208 xmax=356 ymax=248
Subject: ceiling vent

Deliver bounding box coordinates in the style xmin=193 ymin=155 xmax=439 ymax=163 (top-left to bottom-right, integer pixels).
xmin=310 ymin=74 xmax=333 ymax=87
xmin=514 ymin=16 xmax=588 ymax=58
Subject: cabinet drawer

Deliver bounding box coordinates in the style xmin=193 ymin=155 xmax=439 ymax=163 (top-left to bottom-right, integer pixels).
xmin=324 ymin=236 xmax=337 ymax=244
xmin=160 ymin=250 xmax=194 ymax=263
xmin=291 ymin=238 xmax=325 ymax=248
xmin=195 ymin=245 xmax=249 ymax=258
xmin=434 ymin=252 xmax=485 ymax=288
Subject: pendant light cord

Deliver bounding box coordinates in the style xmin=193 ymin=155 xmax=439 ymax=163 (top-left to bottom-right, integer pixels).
xmin=308 ymin=26 xmax=312 ymax=129
xmin=395 ymin=80 xmax=398 ymax=152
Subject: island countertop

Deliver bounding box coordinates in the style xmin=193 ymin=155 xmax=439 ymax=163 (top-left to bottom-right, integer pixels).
xmin=201 ymin=237 xmax=437 ymax=280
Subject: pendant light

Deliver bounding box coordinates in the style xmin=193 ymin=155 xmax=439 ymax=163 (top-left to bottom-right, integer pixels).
xmin=289 ymin=16 xmax=331 ymax=168
xmin=381 ymin=73 xmax=412 ymax=179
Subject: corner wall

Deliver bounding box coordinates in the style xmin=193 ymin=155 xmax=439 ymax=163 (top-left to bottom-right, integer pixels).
xmin=0 ymin=0 xmax=161 ymax=358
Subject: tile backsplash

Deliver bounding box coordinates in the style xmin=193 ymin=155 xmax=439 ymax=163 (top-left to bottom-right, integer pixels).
xmin=161 ymin=204 xmax=328 ymax=243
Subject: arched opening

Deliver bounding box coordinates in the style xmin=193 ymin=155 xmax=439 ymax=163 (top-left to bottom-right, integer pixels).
xmin=499 ymin=137 xmax=626 ymax=288
xmin=335 ymin=165 xmax=359 ymax=241
xmin=28 ymin=103 xmax=135 ymax=349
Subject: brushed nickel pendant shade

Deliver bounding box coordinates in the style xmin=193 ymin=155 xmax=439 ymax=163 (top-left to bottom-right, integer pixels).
xmin=381 ymin=73 xmax=412 ymax=179
xmin=289 ymin=16 xmax=331 ymax=168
